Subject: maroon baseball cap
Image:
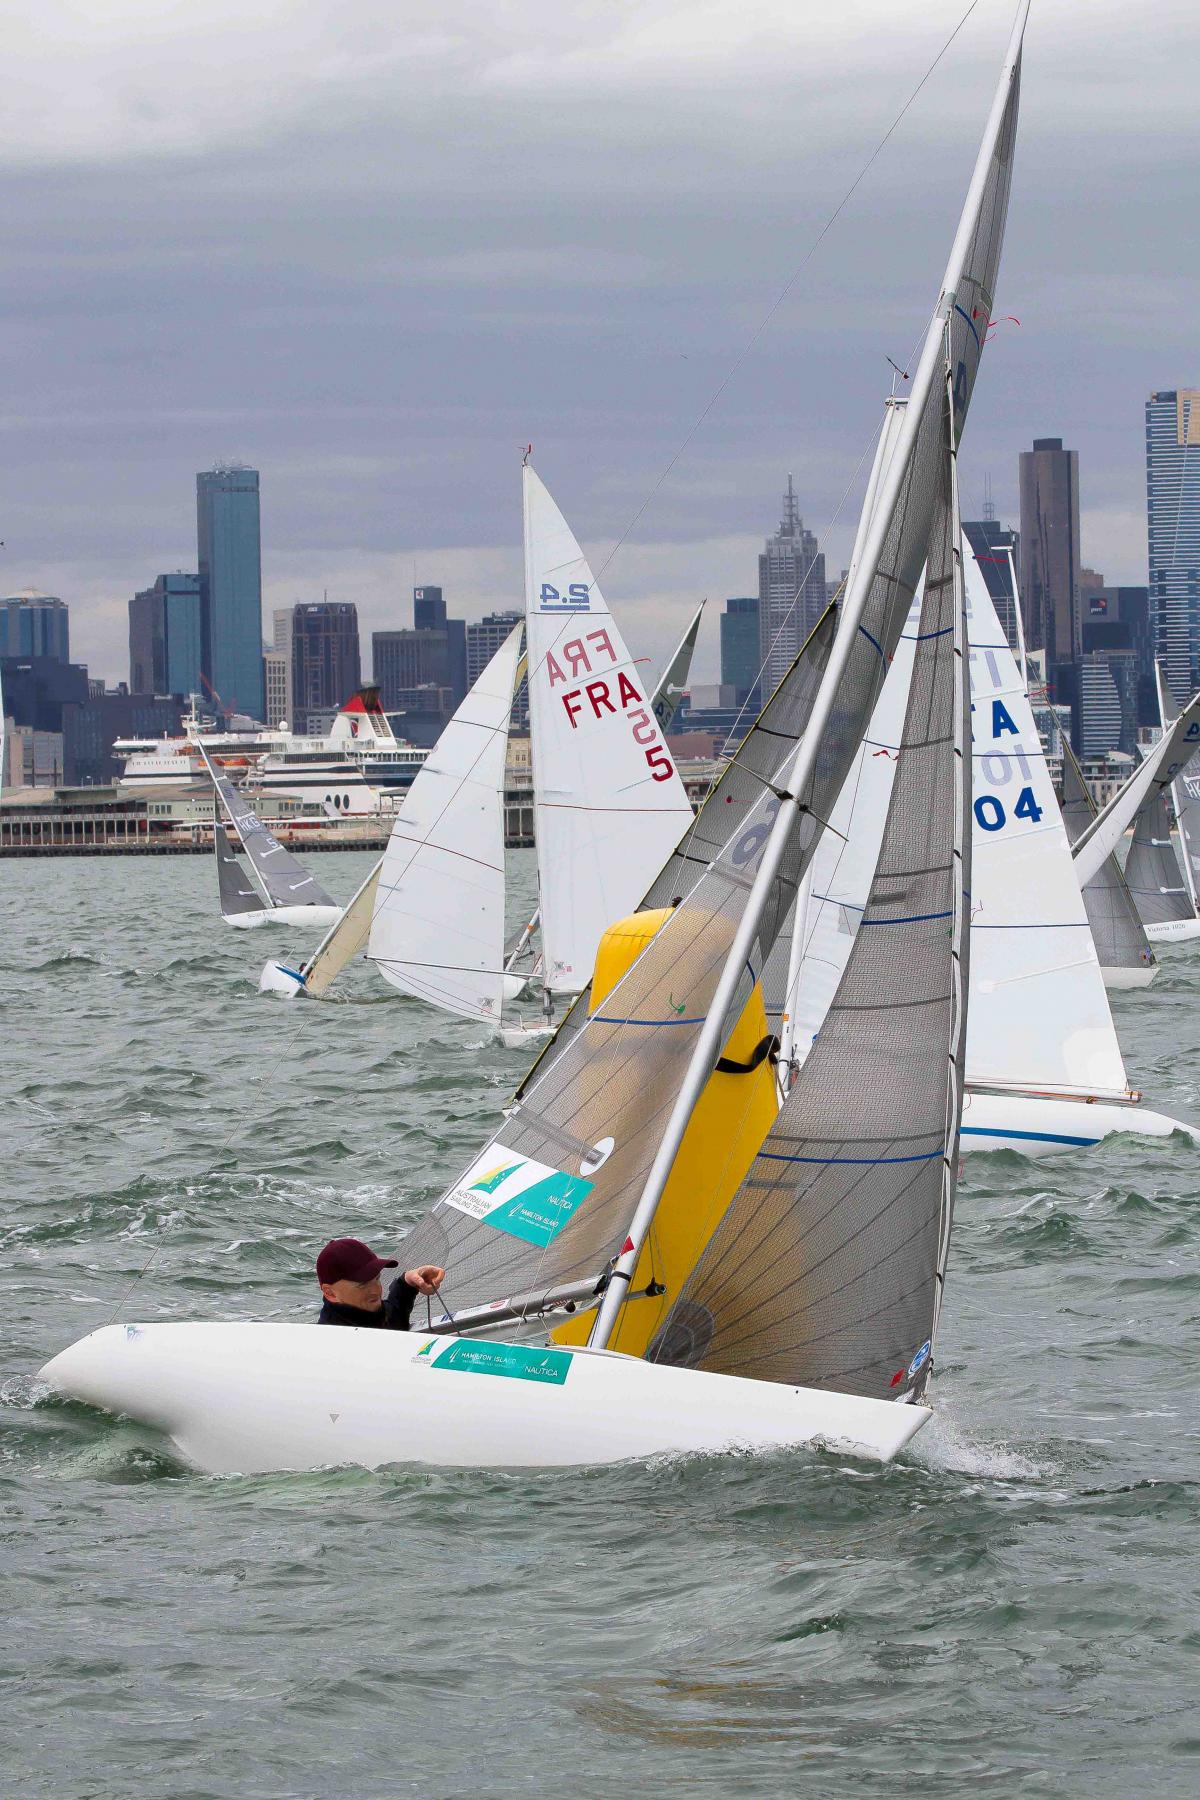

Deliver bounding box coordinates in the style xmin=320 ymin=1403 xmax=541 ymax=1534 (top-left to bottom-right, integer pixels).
xmin=316 ymin=1237 xmax=399 ymax=1286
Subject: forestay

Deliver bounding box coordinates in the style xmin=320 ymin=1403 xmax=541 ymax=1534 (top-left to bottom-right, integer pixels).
xmin=524 ymin=464 xmax=694 ymax=997
xmin=965 ymin=559 xmax=1129 ymax=1099
xmin=1059 ymin=738 xmax=1156 ymax=979
xmin=368 ymin=627 xmax=522 ymax=1022
xmin=401 ymin=0 xmax=1027 ymax=1326
xmin=654 ymin=422 xmax=968 ymax=1399
xmin=202 ymin=749 xmax=336 ymax=911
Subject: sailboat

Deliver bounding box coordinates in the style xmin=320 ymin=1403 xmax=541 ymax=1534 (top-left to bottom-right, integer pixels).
xmin=1121 ymin=670 xmax=1200 ymax=942
xmin=260 ymin=587 xmax=703 ymax=1010
xmin=777 ymin=539 xmax=1194 ymax=1156
xmin=202 ymin=747 xmax=342 ymax=930
xmin=40 ymin=2 xmax=1031 ymax=1472
xmin=1058 ymin=738 xmax=1156 ymax=987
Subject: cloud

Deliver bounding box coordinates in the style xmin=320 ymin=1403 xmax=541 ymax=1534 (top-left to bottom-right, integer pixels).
xmin=2 ymin=0 xmax=1197 ymax=686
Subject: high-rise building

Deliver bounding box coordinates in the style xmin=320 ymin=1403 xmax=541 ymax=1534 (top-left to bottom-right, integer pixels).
xmin=289 ymin=602 xmax=361 ymax=731
xmin=758 ymin=477 xmax=826 ymax=702
xmin=412 ymin=585 xmax=466 ymax=702
xmin=1018 ymin=437 xmax=1081 ymax=680
xmin=1146 ymin=389 xmax=1200 ymax=703
xmin=1076 ymin=650 xmax=1138 ymax=757
xmin=263 ymin=651 xmax=289 ymax=728
xmin=128 ymin=574 xmax=202 ymax=697
xmin=196 ymin=463 xmax=263 ymax=720
xmin=373 ymin=628 xmax=451 ymax=713
xmin=719 ymin=596 xmax=760 ymax=708
xmin=0 ymin=592 xmax=69 ymax=662
xmin=413 ymin=585 xmax=446 ymax=630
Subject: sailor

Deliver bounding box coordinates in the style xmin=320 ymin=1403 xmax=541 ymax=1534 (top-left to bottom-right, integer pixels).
xmin=315 ymin=1237 xmax=445 ymax=1330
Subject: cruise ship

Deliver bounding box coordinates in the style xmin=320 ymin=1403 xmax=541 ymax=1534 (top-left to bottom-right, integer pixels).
xmin=115 ymin=689 xmax=427 ymax=817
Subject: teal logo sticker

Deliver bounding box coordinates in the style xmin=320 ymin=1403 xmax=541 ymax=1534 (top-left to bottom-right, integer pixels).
xmin=445 ymin=1145 xmax=595 ymax=1246
xmin=430 ymin=1341 xmax=572 ymax=1386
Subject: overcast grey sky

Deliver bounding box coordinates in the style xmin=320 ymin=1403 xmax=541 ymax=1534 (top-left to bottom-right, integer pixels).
xmin=3 ymin=0 xmax=1197 ymax=685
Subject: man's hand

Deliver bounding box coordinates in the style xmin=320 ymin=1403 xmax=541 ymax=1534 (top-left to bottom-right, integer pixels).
xmin=404 ymin=1264 xmax=445 ymax=1295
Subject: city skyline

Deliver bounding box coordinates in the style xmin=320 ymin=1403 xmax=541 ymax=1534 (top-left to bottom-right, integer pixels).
xmin=4 ymin=3 xmax=1196 ymax=688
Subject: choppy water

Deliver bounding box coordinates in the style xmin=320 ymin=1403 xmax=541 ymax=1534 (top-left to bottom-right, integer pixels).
xmin=2 ymin=852 xmax=1198 ymax=1798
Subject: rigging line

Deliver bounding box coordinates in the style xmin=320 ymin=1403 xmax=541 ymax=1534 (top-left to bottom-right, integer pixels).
xmin=104 ymin=1000 xmax=319 ymax=1326
xmin=590 ymin=0 xmax=983 ymax=593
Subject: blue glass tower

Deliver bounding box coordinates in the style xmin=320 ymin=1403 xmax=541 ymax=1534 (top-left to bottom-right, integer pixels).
xmin=197 ymin=464 xmax=263 ymax=719
xmin=1146 ymin=389 xmax=1200 ymax=704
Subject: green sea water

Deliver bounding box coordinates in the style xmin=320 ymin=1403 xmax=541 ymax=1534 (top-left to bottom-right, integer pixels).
xmin=2 ymin=852 xmax=1198 ymax=1798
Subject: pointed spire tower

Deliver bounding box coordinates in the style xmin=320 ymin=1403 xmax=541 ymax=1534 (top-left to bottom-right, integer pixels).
xmin=758 ymin=476 xmax=826 ymax=703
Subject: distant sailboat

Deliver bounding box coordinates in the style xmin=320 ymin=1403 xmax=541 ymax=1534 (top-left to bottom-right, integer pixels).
xmin=261 ymin=579 xmax=703 ymax=1011
xmin=202 ymin=746 xmax=341 ymax=930
xmin=1123 ymin=670 xmax=1200 ymax=942
xmin=1058 ymin=738 xmax=1157 ymax=987
xmin=778 ymin=538 xmax=1194 ymax=1156
xmin=41 ymin=1 xmax=1035 ymax=1472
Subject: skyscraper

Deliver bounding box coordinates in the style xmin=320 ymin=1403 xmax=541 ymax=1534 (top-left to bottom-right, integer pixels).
xmin=290 ymin=602 xmax=361 ymax=730
xmin=196 ymin=463 xmax=263 ymax=719
xmin=128 ymin=573 xmax=202 ymax=696
xmin=1146 ymin=389 xmax=1200 ymax=703
xmin=0 ymin=592 xmax=69 ymax=662
xmin=758 ymin=478 xmax=826 ymax=702
xmin=1018 ymin=437 xmax=1081 ymax=679
xmin=719 ymin=596 xmax=760 ymax=707
xmin=413 ymin=585 xmax=466 ymax=702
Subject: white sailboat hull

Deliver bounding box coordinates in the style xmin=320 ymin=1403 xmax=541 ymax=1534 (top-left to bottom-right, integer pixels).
xmin=1144 ymin=917 xmax=1200 ymax=943
xmin=258 ymin=958 xmax=527 ymax=1005
xmin=1101 ymin=963 xmax=1158 ymax=990
xmin=38 ymin=1322 xmax=929 ymax=1476
xmin=960 ymin=1088 xmax=1197 ymax=1155
xmin=225 ymin=904 xmax=342 ymax=931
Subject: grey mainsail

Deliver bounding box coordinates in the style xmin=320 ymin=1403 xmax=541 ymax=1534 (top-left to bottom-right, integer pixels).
xmin=1059 ymin=739 xmax=1156 ymax=978
xmin=651 ymin=603 xmax=704 ymax=735
xmin=214 ymin=810 xmax=264 ymax=919
xmin=201 ymin=747 xmax=336 ymax=912
xmin=654 ymin=395 xmax=968 ymax=1400
xmin=1124 ymin=791 xmax=1193 ymax=926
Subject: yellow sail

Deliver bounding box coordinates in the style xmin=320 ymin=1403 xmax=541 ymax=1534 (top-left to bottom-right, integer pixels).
xmin=552 ymin=908 xmax=779 ymax=1359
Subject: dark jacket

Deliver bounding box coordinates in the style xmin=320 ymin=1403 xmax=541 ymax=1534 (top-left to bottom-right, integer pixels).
xmin=317 ymin=1276 xmax=418 ymax=1331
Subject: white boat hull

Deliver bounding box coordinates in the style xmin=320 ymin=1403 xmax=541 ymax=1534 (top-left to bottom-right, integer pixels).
xmin=259 ymin=958 xmax=307 ymax=995
xmin=226 ymin=904 xmax=342 ymax=932
xmin=1101 ymin=963 xmax=1158 ymax=990
xmin=960 ymin=1088 xmax=1197 ymax=1156
xmin=38 ymin=1322 xmax=929 ymax=1476
xmin=1144 ymin=917 xmax=1200 ymax=943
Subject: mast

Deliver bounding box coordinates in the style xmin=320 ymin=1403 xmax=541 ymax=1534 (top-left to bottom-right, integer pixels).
xmin=590 ymin=0 xmax=1031 ymax=1350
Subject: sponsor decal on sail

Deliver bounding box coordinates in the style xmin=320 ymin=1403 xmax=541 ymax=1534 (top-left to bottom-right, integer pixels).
xmin=444 ymin=1145 xmax=594 ymax=1246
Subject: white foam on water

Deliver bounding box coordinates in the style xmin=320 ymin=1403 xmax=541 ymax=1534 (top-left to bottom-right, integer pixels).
xmin=911 ymin=1408 xmax=1047 ymax=1482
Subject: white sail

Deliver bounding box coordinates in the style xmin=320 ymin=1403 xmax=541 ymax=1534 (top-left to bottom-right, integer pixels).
xmin=367 ymin=626 xmax=523 ymax=1022
xmin=1157 ymin=667 xmax=1200 ymax=913
xmin=964 ymin=558 xmax=1128 ymax=1099
xmin=651 ymin=603 xmax=704 ymax=735
xmin=523 ymin=463 xmax=694 ymax=997
xmin=786 ymin=548 xmax=1129 ymax=1103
